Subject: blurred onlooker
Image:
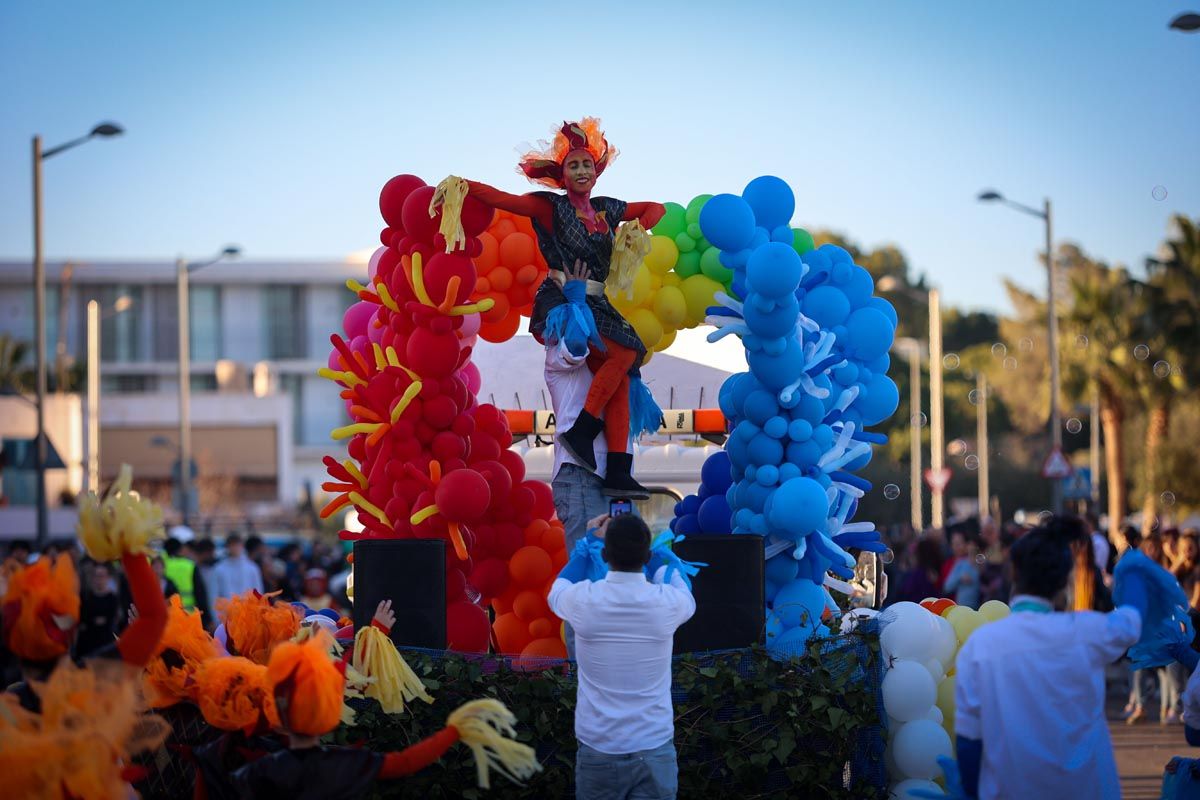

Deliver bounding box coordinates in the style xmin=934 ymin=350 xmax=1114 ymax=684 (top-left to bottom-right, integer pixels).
xmin=276 ymin=543 xmax=304 ymax=601
xmin=151 ymin=555 xmax=181 ymax=601
xmin=4 ymin=540 xmax=31 ymax=569
xmin=193 ymin=538 xmax=218 ymax=616
xmin=945 ymin=533 xmax=982 ymax=609
xmin=162 ymin=535 xmax=210 ymax=620
xmin=212 ymin=533 xmax=263 ymax=601
xmin=1174 ymin=530 xmax=1200 ymax=610
xmin=1069 ymin=529 xmax=1112 ymax=613
xmin=245 ymin=535 xmax=267 ymax=569
xmin=1164 ymin=527 xmax=1182 ymax=570
xmin=300 ymin=568 xmax=338 ymax=613
xmin=1086 ymin=516 xmax=1110 ymax=577
xmin=76 ymin=561 xmax=120 ymax=657
xmin=893 ymin=536 xmax=944 ymax=604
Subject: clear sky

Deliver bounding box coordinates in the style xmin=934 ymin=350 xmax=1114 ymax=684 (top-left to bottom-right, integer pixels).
xmin=2 ymin=0 xmax=1197 ymax=332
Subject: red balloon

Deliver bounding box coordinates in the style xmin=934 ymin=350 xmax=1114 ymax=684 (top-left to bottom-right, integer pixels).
xmin=525 ymin=480 xmax=556 ymax=521
xmin=406 ymin=327 xmax=460 ymax=378
xmin=445 ymin=566 xmax=467 ymax=603
xmin=461 ymin=195 xmax=495 ymax=237
xmin=470 ymin=460 xmax=513 ymax=507
xmin=467 ymin=432 xmax=502 ymax=464
xmin=435 ymin=469 xmax=491 ymax=522
xmin=510 ymin=485 xmax=536 ymax=514
xmin=470 ymin=558 xmax=510 ymax=599
xmin=423 ymin=395 xmax=459 ymax=429
xmin=379 ymin=174 xmax=426 ymax=228
xmin=401 ymin=186 xmax=439 ymax=244
xmin=446 ymin=601 xmax=490 ymax=653
xmin=424 ymin=252 xmax=476 ymax=306
xmin=478 ymin=312 xmax=521 ymax=343
xmin=493 ymin=523 xmax=523 ymax=559
xmin=431 ymin=431 xmax=467 ymax=463
xmin=499 ymin=449 xmax=527 ymax=485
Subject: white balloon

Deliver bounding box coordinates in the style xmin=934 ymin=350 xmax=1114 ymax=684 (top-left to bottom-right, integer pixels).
xmin=932 ymin=614 xmax=958 ymax=669
xmin=923 ymin=657 xmax=945 ymax=684
xmin=880 ymin=603 xmax=941 ymax=662
xmin=883 ymin=659 xmax=938 ymax=722
xmin=892 ymin=719 xmax=953 ymax=781
xmin=840 ymin=607 xmax=880 ymax=634
xmin=891 ymin=778 xmax=945 ymax=799
xmin=925 ymin=704 xmax=944 ymax=724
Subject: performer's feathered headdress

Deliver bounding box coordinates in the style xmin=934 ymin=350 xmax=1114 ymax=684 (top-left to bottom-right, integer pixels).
xmin=143 ymin=595 xmax=220 ymax=708
xmin=217 ymin=590 xmax=301 ymax=665
xmin=518 ymin=118 xmax=617 ymax=190
xmin=195 ymin=656 xmax=276 ymax=734
xmin=1 ymin=555 xmax=80 ymax=662
xmin=265 ymin=633 xmax=345 ymax=737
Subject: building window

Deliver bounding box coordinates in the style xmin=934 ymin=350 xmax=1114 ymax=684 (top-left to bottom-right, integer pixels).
xmin=100 ymin=374 xmax=155 ymax=393
xmin=152 ymin=284 xmax=222 ymax=362
xmin=100 ymin=285 xmax=144 ymax=363
xmin=263 ymin=286 xmax=307 ymax=360
xmin=278 ymin=373 xmax=303 ymax=444
xmin=151 ymin=285 xmax=178 ymax=361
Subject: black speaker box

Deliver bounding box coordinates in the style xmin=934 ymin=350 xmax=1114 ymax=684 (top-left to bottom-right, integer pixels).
xmin=352 ymin=539 xmax=446 ymax=649
xmin=672 ymin=534 xmax=765 ymax=653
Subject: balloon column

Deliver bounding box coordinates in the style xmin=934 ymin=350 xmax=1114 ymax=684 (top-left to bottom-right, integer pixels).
xmin=319 ymin=175 xmax=568 ymax=657
xmin=875 ymin=599 xmax=1010 ymax=797
xmin=697 ymin=176 xmax=899 ymax=657
xmin=671 ymin=450 xmax=734 ymax=536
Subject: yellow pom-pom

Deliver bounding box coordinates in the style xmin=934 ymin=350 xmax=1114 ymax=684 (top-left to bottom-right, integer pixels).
xmin=447 ymin=699 xmax=543 ymax=789
xmin=352 ymin=625 xmax=433 ymax=714
xmin=76 ymin=464 xmax=164 ymax=562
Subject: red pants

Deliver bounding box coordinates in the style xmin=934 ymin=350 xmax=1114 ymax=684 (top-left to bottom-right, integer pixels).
xmin=584 ymin=337 xmax=635 ymax=454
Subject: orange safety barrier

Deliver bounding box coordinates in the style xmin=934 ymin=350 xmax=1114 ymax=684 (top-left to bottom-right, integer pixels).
xmin=503 ymin=409 xmax=728 ymax=436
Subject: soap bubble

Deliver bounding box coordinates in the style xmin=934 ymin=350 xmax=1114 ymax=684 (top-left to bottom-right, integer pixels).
xmin=911 ymin=412 xmax=928 ymax=427
xmin=1152 ymin=185 xmax=1168 ymax=201
xmin=1066 ymin=418 xmax=1083 ymax=434
xmin=1037 ymin=510 xmax=1053 ymax=524
xmin=943 ymin=353 xmax=960 ymax=370
xmin=991 ymin=343 xmax=1007 ymax=358
xmin=1154 ymin=360 xmax=1171 ymax=379
xmin=974 ymin=554 xmax=986 ymax=565
xmin=883 ymin=484 xmax=901 ymax=500
xmin=948 ymin=439 xmax=967 ymax=456
xmin=968 ymin=389 xmax=980 ymax=405
xmin=1162 ymin=491 xmax=1176 ymax=507
xmin=1003 ymin=356 xmax=1018 ymax=370
xmin=1075 ymin=335 xmax=1089 ymax=350
xmin=1019 ymin=338 xmax=1033 ymax=353
xmin=1134 ymin=344 xmax=1150 ymax=361
xmin=881 ymin=549 xmax=895 ymax=565
xmin=965 ymin=455 xmax=980 ymax=471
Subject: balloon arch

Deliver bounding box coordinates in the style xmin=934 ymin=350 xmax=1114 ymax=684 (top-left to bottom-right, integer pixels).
xmin=319 ymin=174 xmax=897 ymax=659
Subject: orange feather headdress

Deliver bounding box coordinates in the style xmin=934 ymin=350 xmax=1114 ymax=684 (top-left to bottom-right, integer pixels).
xmin=517 ymin=117 xmax=617 ymax=190
xmin=1 ymin=555 xmax=81 ymax=662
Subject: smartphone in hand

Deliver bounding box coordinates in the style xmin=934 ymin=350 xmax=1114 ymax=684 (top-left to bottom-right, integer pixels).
xmin=609 ymin=498 xmax=633 ymax=517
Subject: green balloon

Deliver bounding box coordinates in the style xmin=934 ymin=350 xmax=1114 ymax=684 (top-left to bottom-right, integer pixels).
xmin=685 ymin=194 xmax=713 ymax=225
xmin=700 ymin=247 xmax=732 ymax=284
xmin=654 ymin=202 xmax=687 ymax=239
xmin=686 ymin=222 xmax=702 ymax=240
xmin=675 ymin=232 xmax=696 ymax=253
xmin=792 ymin=227 xmax=816 ymax=255
xmin=675 ymin=250 xmax=702 ymax=278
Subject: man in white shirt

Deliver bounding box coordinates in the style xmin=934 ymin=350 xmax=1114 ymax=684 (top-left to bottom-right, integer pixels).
xmin=212 ymin=533 xmax=264 ymax=602
xmin=548 ymin=513 xmax=695 ymax=800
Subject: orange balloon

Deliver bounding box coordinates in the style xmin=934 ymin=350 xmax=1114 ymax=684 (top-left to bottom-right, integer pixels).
xmin=481 ymin=292 xmax=510 ymax=324
xmin=510 ymin=545 xmax=553 ymax=587
xmin=515 ymin=264 xmax=541 ymax=286
xmin=479 ymin=313 xmax=521 ymax=344
xmin=490 ymin=219 xmax=518 ymax=241
xmin=492 ymin=594 xmax=513 ymax=615
xmin=476 ymin=232 xmax=500 ymax=273
xmin=521 ymin=637 xmax=566 ymax=660
xmin=541 ymin=526 xmax=564 ymax=553
xmin=489 ymin=267 xmax=514 ymax=292
xmin=499 ymin=233 xmax=536 ymax=268
xmin=529 ymin=618 xmax=556 ymax=639
xmin=512 ymin=589 xmax=549 ymax=622
xmin=475 ymin=276 xmax=492 ymax=294
xmin=492 ymin=612 xmax=532 ymax=654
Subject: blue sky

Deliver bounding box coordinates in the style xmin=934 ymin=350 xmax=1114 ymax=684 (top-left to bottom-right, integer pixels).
xmin=2 ymin=0 xmax=1197 ymax=320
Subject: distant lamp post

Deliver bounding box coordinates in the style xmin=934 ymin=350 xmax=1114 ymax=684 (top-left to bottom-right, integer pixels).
xmin=978 ymin=189 xmax=1063 ymax=514
xmin=84 ymin=294 xmax=135 ymax=494
xmin=32 ymin=121 xmax=124 ymax=547
xmin=1169 ymin=12 xmax=1200 ymax=31
xmin=176 ymin=246 xmax=241 ymax=527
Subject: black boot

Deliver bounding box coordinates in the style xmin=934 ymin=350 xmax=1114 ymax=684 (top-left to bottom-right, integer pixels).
xmin=603 ymin=451 xmax=649 ymax=499
xmin=558 ymin=410 xmax=604 ymax=472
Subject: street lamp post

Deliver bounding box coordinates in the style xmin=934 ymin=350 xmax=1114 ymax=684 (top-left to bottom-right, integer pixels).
xmin=32 ymin=122 xmax=123 ymax=548
xmin=176 ymin=247 xmax=240 ymax=527
xmin=894 ymin=336 xmax=924 ymax=533
xmin=978 ymin=190 xmax=1063 ymax=514
xmin=84 ymin=295 xmax=134 ymax=495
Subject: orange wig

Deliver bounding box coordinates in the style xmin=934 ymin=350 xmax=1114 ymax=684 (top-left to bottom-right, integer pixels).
xmin=194 ymin=656 xmax=276 ymax=734
xmin=217 ymin=590 xmax=300 ymax=665
xmin=1 ymin=555 xmax=81 ymax=662
xmin=518 ymin=118 xmax=617 ymax=190
xmin=265 ymin=633 xmax=345 ymax=737
xmin=143 ymin=595 xmax=220 ymax=707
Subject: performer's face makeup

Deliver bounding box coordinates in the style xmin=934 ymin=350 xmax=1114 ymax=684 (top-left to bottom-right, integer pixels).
xmin=562 ymin=151 xmax=596 ymax=195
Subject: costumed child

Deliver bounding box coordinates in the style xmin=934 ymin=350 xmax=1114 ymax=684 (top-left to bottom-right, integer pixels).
xmin=230 ymin=631 xmax=542 ymax=798
xmin=0 ymin=464 xmax=172 ymax=797
xmin=920 ymin=515 xmax=1191 ymax=800
xmin=432 ymin=117 xmax=665 ymax=498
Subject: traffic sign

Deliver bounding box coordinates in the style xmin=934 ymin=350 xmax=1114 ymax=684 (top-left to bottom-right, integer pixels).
xmin=1040 ymin=447 xmax=1073 ymax=480
xmin=924 ymin=467 xmax=952 ymax=493
xmin=1062 ymin=467 xmax=1092 ymax=500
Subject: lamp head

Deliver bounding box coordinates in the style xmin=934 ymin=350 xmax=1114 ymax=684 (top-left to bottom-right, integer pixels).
xmin=977 ymin=190 xmax=1003 ymax=202
xmin=90 ymin=122 xmax=124 ymax=138
xmin=221 ymin=246 xmax=241 ymax=259
xmin=1169 ymin=12 xmax=1200 ymax=31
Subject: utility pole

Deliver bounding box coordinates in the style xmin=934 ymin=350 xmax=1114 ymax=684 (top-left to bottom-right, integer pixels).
xmin=929 ymin=289 xmax=945 ymax=529
xmin=977 ymin=373 xmax=989 ymax=520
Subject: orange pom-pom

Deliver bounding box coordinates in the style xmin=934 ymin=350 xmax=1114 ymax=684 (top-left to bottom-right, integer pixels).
xmin=195 ymin=657 xmax=274 ymax=733
xmin=143 ymin=595 xmax=219 ymax=708
xmin=509 ymin=546 xmax=553 ymax=588
xmin=2 ymin=555 xmax=80 ymax=661
xmin=265 ymin=634 xmax=345 ymax=737
xmin=217 ymin=590 xmax=301 ymax=664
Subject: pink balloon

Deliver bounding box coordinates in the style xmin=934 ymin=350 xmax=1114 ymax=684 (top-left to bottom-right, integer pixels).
xmin=459 ymin=334 xmax=478 ymax=351
xmin=349 ymin=334 xmax=370 ymax=355
xmin=328 ymin=348 xmax=343 ymax=371
xmin=459 ymin=362 xmax=482 ymax=395
xmin=367 ymin=310 xmax=386 ymax=344
xmin=367 ymin=247 xmax=387 ymax=280
xmin=343 ymin=301 xmax=375 ymax=339
xmin=459 ymin=312 xmax=481 ymax=338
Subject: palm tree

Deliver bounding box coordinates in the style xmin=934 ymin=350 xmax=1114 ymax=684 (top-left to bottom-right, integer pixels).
xmin=0 ymin=333 xmax=31 ymax=394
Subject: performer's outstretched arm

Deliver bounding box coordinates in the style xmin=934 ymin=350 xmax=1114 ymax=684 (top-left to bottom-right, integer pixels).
xmin=117 ymin=552 xmax=167 ymax=667
xmin=466 ymin=181 xmax=554 ymax=231
xmin=377 ymin=728 xmax=462 ymax=778
xmin=623 ymin=201 xmax=666 ymax=229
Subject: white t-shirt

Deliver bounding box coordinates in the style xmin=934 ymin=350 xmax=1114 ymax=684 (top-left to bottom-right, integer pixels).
xmin=548 ymin=566 xmax=695 ymax=754
xmin=955 ymin=598 xmax=1141 ymax=800
xmin=545 ymin=342 xmax=607 ymax=480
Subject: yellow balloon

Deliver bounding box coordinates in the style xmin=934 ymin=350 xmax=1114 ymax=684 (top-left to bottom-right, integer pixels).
xmin=654 ymin=328 xmax=677 ymax=352
xmin=680 ymin=274 xmax=724 ymax=326
xmin=662 ymin=272 xmax=682 ymax=289
xmin=651 ymin=286 xmax=687 ymax=328
xmin=629 ymin=265 xmax=653 ymax=306
xmin=945 ymin=606 xmax=985 ymax=645
xmin=645 ymin=235 xmax=679 ymax=276
xmin=978 ymin=600 xmax=1010 ymax=623
xmin=936 ymin=676 xmax=955 ymax=739
xmin=628 ymin=308 xmax=664 ymax=351
xmin=648 ymin=273 xmax=663 ymax=292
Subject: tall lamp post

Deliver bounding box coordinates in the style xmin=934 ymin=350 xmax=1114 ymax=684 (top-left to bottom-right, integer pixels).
xmin=32 ymin=122 xmax=124 ymax=548
xmin=977 ymin=189 xmax=1063 ymax=514
xmin=177 ymin=246 xmax=240 ymax=527
xmin=84 ymin=295 xmax=134 ymax=495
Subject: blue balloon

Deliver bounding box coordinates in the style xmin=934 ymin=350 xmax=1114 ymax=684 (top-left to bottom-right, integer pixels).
xmin=773 ymin=578 xmax=826 ymax=629
xmin=755 ymin=464 xmax=780 ymax=486
xmin=763 ymin=416 xmax=788 ymax=439
xmin=679 ymin=494 xmax=702 ymax=516
xmin=767 ymin=623 xmax=816 ymax=660
xmin=791 ymin=395 xmax=825 ymax=425
xmin=747 ymin=433 xmax=784 ymax=466
xmin=867 ymin=296 xmax=898 ymax=327
xmin=845 ymin=307 xmax=894 ymax=361
xmin=747 ymin=242 xmax=805 ymax=298
xmin=788 ymin=418 xmax=813 ymax=441
xmin=856 ymin=374 xmax=899 ymax=426
xmin=700 ymin=450 xmax=733 ymax=494
xmin=819 ymin=243 xmax=853 ymax=266
xmin=744 ymin=297 xmax=798 ymax=338
xmin=842 ymin=266 xmax=874 ymax=309
xmin=770 ymin=224 xmax=794 ymax=244
xmin=802 ymin=285 xmax=851 ymax=328
xmin=750 ymin=228 xmax=770 ymax=249
xmin=317 ymin=608 xmax=341 ymax=622
xmin=766 ymin=552 xmax=800 ymax=586
xmin=812 ymin=424 xmax=834 ymax=449
xmin=778 ymin=462 xmax=802 ymax=483
xmin=785 ymin=439 xmax=822 ymax=468
xmin=746 ymin=339 xmax=805 ymax=390
xmin=698 ymin=483 xmax=711 ymax=500
xmin=675 ymin=514 xmax=701 ymax=535
xmin=739 ymin=481 xmax=772 ymax=513
xmin=699 ymin=193 xmax=757 ymax=252
xmin=833 ymin=362 xmax=859 ymax=386
xmin=719 ymin=248 xmax=752 ymax=269
xmin=730 ymin=273 xmax=747 ymax=300
xmin=801 ymin=248 xmax=832 ymax=274
xmin=767 ymin=477 xmax=829 ymax=537
xmin=697 ymin=494 xmax=733 ymax=533
xmin=743 ymin=389 xmax=780 ymax=426
xmin=742 ymin=176 xmax=796 ymax=230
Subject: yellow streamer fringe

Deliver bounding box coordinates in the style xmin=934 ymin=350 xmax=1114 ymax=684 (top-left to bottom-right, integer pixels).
xmin=352 ymin=625 xmax=433 ymax=714
xmin=431 ymin=176 xmax=469 ymax=254
xmin=77 ymin=464 xmax=165 ymax=562
xmin=448 ymin=699 xmax=543 ymax=789
xmin=608 ymin=220 xmax=652 ymax=300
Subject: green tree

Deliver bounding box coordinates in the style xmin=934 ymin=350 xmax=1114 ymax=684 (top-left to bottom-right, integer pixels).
xmin=0 ymin=334 xmax=30 ymax=394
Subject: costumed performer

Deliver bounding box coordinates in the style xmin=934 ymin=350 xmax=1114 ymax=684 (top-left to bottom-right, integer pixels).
xmin=230 ymin=631 xmax=542 ymax=798
xmin=923 ymin=515 xmax=1191 ymax=800
xmin=432 ymin=117 xmax=665 ymax=498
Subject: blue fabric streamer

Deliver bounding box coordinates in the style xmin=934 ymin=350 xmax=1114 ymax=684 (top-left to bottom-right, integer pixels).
xmin=629 ymin=377 xmax=663 ymax=438
xmin=544 ymin=299 xmax=603 ymax=357
xmin=649 ymin=532 xmax=707 ymax=589
xmin=1114 ymin=550 xmax=1194 ymax=669
xmin=566 ymin=530 xmax=707 ymax=588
